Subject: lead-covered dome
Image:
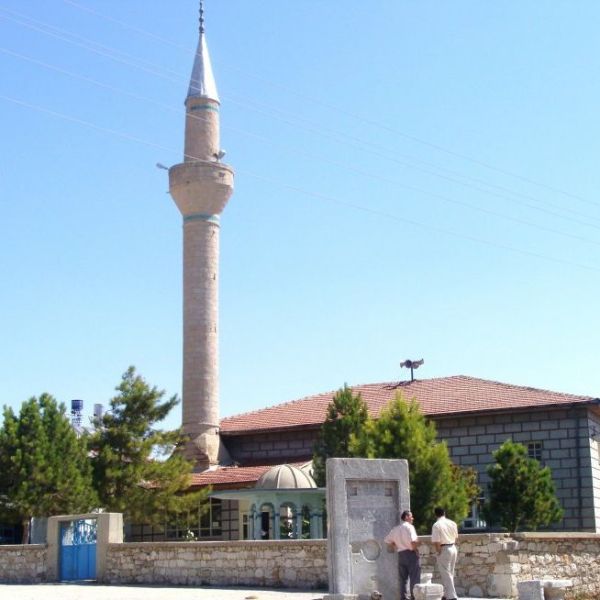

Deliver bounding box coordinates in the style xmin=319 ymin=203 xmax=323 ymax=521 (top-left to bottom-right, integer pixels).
xmin=255 ymin=464 xmax=317 ymax=489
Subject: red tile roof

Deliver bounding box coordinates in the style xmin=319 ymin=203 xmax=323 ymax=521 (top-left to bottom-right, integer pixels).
xmin=191 ymin=464 xmax=272 ymax=487
xmin=220 ymin=375 xmax=598 ymax=434
xmin=190 ymin=462 xmax=307 ymax=488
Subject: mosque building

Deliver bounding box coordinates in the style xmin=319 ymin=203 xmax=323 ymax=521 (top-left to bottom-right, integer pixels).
xmin=127 ymin=2 xmax=600 ymax=542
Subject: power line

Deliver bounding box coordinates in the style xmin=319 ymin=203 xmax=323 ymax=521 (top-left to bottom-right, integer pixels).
xmin=1 ymin=92 xmax=598 ymax=274
xmin=58 ymin=0 xmax=596 ymax=208
xmin=2 ymin=44 xmax=600 ymax=248
xmin=223 ymin=92 xmax=600 ymax=225
xmin=61 ymin=0 xmax=188 ymax=51
xmin=0 ymin=6 xmax=183 ymax=84
xmin=9 ymin=0 xmax=600 ymax=226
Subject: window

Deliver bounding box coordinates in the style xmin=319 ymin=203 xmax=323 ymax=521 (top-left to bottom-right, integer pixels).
xmin=242 ymin=514 xmax=249 ymax=540
xmin=0 ymin=524 xmax=22 ymax=545
xmin=527 ymin=441 xmax=543 ymax=461
xmin=126 ymin=498 xmax=223 ymax=542
xmin=128 ymin=522 xmax=165 ymax=542
xmin=461 ymin=494 xmax=486 ymax=530
xmin=199 ymin=498 xmax=222 ymax=538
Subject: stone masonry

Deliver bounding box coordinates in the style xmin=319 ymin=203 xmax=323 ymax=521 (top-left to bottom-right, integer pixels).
xmin=436 ymin=406 xmax=600 ymax=531
xmin=168 ymin=17 xmax=234 ymax=469
xmin=3 ymin=534 xmax=600 ymax=597
xmin=223 ymin=405 xmax=600 ymax=533
xmin=0 ymin=545 xmax=46 ymax=583
xmin=104 ymin=540 xmax=327 ymax=589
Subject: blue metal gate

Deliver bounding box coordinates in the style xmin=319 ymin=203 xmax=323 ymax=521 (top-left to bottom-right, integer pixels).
xmin=59 ymin=518 xmax=97 ymax=581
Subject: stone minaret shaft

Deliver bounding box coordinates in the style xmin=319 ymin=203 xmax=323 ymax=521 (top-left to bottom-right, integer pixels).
xmin=169 ymin=13 xmax=233 ymax=470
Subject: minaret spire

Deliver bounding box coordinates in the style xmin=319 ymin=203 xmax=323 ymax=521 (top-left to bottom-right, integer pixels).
xmin=187 ymin=1 xmax=218 ymax=103
xmin=168 ymin=3 xmax=234 ymax=470
xmin=199 ymin=1 xmax=205 ymax=34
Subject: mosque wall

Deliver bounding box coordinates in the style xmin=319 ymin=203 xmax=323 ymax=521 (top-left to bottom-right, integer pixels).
xmin=222 ymin=428 xmax=318 ymax=465
xmin=436 ymin=405 xmax=600 ymax=532
xmin=588 ymin=411 xmax=600 ymax=533
xmin=223 ymin=405 xmax=600 ymax=533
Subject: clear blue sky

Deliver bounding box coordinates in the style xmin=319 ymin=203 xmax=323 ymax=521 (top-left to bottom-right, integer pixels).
xmin=1 ymin=1 xmax=599 ymax=432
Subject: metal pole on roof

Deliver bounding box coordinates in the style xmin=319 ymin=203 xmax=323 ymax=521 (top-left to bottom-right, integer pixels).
xmin=400 ymin=358 xmax=424 ymax=382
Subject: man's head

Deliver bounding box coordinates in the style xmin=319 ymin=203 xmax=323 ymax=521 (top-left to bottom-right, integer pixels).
xmin=434 ymin=507 xmax=446 ymax=518
xmin=401 ymin=510 xmax=414 ymax=522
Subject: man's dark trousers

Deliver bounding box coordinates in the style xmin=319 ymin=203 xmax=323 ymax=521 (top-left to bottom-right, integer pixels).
xmin=398 ymin=549 xmax=421 ymax=600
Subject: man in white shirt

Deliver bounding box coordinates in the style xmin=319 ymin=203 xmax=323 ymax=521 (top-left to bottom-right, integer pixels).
xmin=384 ymin=510 xmax=421 ymax=600
xmin=431 ymin=507 xmax=459 ymax=600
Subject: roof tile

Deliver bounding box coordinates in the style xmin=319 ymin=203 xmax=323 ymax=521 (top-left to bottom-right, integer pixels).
xmin=220 ymin=375 xmax=596 ymax=434
xmin=191 ymin=462 xmax=307 ymax=487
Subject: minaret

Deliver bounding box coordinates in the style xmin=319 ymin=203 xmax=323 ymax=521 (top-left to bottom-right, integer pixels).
xmin=169 ymin=2 xmax=234 ymax=470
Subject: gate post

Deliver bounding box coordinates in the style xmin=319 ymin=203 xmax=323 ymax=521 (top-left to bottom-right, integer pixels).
xmin=47 ymin=512 xmax=123 ymax=582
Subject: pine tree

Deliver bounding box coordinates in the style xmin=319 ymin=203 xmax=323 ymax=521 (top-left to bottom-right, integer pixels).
xmin=483 ymin=439 xmax=563 ymax=532
xmin=350 ymin=393 xmax=477 ymax=533
xmin=312 ymin=385 xmax=369 ymax=487
xmin=88 ymin=367 xmax=208 ymax=526
xmin=0 ymin=394 xmax=97 ymax=543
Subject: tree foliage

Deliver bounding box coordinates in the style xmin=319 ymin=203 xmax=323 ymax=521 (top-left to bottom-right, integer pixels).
xmin=483 ymin=439 xmax=563 ymax=532
xmin=88 ymin=367 xmax=208 ymax=525
xmin=0 ymin=394 xmax=97 ymax=543
xmin=312 ymin=385 xmax=369 ymax=487
xmin=350 ymin=393 xmax=477 ymax=533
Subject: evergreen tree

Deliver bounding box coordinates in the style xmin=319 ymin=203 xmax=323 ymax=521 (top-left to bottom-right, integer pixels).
xmin=0 ymin=394 xmax=97 ymax=543
xmin=88 ymin=367 xmax=208 ymax=526
xmin=483 ymin=439 xmax=563 ymax=532
xmin=350 ymin=393 xmax=477 ymax=533
xmin=312 ymin=385 xmax=369 ymax=487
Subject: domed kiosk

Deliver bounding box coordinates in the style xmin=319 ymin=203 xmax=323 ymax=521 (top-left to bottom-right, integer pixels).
xmin=211 ymin=463 xmax=325 ymax=540
xmin=256 ymin=464 xmax=317 ymax=489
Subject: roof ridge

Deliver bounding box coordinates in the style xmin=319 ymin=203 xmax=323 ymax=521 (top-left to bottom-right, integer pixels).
xmin=220 ymin=376 xmax=462 ymax=422
xmin=220 ymin=376 xmax=600 ymax=435
xmin=451 ymin=374 xmax=595 ymax=400
xmin=221 ymin=386 xmax=341 ymax=422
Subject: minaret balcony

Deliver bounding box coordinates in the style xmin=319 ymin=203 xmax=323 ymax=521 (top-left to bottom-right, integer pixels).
xmin=169 ymin=161 xmax=234 ymax=217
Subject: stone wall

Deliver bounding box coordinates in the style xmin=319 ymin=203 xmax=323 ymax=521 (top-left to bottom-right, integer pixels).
xmin=0 ymin=544 xmax=46 ymax=583
xmin=3 ymin=533 xmax=600 ymax=598
xmin=436 ymin=405 xmax=599 ymax=532
xmin=103 ymin=534 xmax=600 ymax=597
xmin=103 ymin=539 xmax=327 ymax=588
xmin=588 ymin=413 xmax=600 ymax=532
xmin=223 ymin=428 xmax=318 ymax=465
xmin=419 ymin=533 xmax=514 ymax=598
xmin=508 ymin=532 xmax=600 ymax=599
xmin=414 ymin=532 xmax=600 ymax=599
xmin=224 ymin=406 xmax=600 ymax=534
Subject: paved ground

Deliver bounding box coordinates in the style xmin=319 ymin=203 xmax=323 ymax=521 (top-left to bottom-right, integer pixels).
xmin=0 ymin=585 xmax=507 ymax=600
xmin=0 ymin=584 xmax=326 ymax=600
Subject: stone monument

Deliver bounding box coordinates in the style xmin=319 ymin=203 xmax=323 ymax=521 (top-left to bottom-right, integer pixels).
xmin=324 ymin=458 xmax=410 ymax=600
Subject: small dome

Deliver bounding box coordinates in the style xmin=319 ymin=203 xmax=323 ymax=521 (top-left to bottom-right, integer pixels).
xmin=255 ymin=464 xmax=317 ymax=489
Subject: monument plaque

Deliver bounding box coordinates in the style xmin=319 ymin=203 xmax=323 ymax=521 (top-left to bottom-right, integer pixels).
xmin=324 ymin=458 xmax=410 ymax=600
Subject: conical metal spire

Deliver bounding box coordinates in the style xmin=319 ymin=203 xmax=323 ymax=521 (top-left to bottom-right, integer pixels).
xmin=187 ymin=1 xmax=219 ymax=101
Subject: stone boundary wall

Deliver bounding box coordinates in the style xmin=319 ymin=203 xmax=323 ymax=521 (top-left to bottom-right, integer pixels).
xmin=417 ymin=532 xmax=600 ymax=599
xmin=104 ymin=539 xmax=327 ymax=589
xmin=0 ymin=544 xmax=46 ymax=583
xmin=419 ymin=533 xmax=513 ymax=598
xmin=2 ymin=533 xmax=600 ymax=598
xmin=509 ymin=533 xmax=600 ymax=599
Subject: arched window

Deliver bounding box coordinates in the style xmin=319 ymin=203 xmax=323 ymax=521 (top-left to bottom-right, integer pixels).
xmin=300 ymin=505 xmax=311 ymax=539
xmin=279 ymin=502 xmax=297 ymax=539
xmin=259 ymin=503 xmax=275 ymax=540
